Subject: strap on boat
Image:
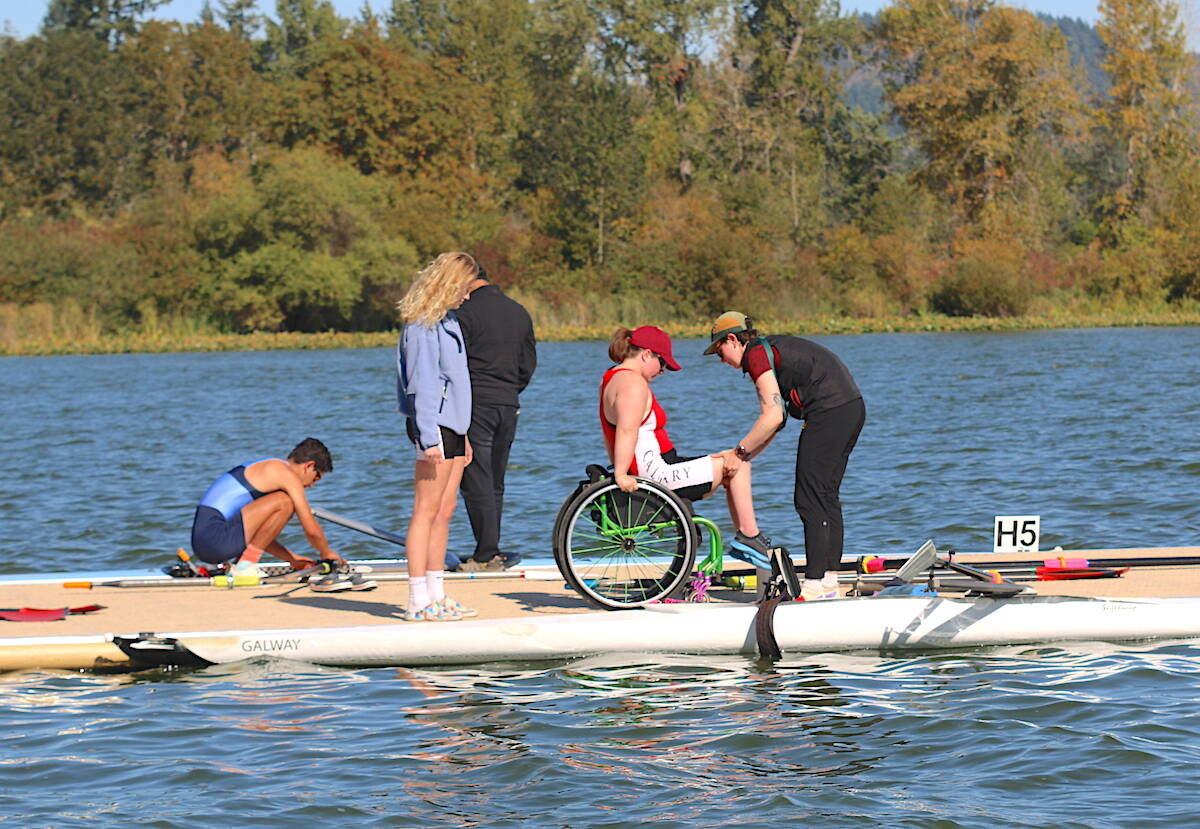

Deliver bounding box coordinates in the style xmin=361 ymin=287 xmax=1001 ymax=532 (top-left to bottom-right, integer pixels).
xmin=754 ymin=550 xmax=800 ymax=660
xmin=755 ymin=594 xmax=785 ymax=661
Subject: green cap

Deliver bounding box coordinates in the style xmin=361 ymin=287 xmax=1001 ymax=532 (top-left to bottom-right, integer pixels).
xmin=703 ymin=311 xmax=749 ymax=355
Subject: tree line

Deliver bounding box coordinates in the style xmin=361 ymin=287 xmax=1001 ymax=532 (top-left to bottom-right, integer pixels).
xmin=1 ymin=0 xmax=1197 ymax=335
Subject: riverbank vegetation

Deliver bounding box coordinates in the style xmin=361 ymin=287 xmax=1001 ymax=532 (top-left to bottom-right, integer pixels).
xmin=5 ymin=298 xmax=1199 ymax=356
xmin=2 ymin=0 xmax=1199 ymax=356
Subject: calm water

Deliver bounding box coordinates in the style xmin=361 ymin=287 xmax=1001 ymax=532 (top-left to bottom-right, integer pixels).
xmin=2 ymin=327 xmax=1199 ymax=825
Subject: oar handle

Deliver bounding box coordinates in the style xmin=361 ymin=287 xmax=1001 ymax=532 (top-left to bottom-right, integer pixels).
xmin=312 ymin=507 xmax=406 ymax=548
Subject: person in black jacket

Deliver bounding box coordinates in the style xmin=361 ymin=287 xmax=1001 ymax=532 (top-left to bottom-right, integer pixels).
xmin=455 ymin=265 xmax=537 ymax=571
xmin=705 ymin=311 xmax=865 ymax=601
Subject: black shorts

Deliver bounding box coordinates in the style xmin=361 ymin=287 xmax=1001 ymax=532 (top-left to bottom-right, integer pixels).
xmin=406 ymin=418 xmax=467 ymax=459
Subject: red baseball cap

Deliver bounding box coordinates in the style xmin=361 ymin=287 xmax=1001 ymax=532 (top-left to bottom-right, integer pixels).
xmin=629 ymin=325 xmax=681 ymax=371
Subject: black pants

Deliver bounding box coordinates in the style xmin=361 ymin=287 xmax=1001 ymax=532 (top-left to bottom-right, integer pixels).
xmin=461 ymin=404 xmax=520 ymax=562
xmin=794 ymin=398 xmax=866 ymax=580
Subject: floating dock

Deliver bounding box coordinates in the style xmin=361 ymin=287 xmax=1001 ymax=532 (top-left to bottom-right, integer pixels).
xmin=2 ymin=547 xmax=1200 ymax=672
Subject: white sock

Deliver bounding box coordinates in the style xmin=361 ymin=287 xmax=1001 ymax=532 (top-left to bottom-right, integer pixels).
xmin=427 ymin=569 xmax=445 ymax=602
xmin=821 ymin=571 xmax=839 ymax=590
xmin=802 ymin=579 xmax=823 ymax=595
xmin=409 ymin=576 xmax=430 ymax=611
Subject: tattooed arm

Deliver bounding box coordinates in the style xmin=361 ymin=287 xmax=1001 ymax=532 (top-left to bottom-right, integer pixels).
xmin=737 ymin=368 xmax=786 ymax=460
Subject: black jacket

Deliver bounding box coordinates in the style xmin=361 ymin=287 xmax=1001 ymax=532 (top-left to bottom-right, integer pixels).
xmin=455 ymin=284 xmax=537 ymax=407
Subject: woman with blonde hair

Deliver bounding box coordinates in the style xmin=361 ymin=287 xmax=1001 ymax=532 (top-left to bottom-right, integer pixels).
xmin=600 ymin=326 xmax=772 ymax=560
xmin=396 ymin=252 xmax=479 ymax=621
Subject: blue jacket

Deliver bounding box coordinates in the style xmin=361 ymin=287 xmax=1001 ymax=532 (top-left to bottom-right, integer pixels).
xmin=396 ymin=313 xmax=472 ymax=449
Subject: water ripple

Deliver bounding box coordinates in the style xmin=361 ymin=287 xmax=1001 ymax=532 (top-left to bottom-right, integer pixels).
xmin=0 ymin=641 xmax=1197 ymax=824
xmin=4 ymin=329 xmax=1200 ymax=823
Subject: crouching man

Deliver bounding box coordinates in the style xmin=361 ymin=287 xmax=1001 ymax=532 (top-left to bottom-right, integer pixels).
xmin=190 ymin=437 xmax=366 ymax=591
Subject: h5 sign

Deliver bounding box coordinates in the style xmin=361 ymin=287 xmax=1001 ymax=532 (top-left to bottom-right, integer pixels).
xmin=993 ymin=515 xmax=1040 ymax=554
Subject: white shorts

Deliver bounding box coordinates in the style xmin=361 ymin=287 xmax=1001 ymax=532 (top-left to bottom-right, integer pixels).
xmin=637 ymin=447 xmax=714 ymax=501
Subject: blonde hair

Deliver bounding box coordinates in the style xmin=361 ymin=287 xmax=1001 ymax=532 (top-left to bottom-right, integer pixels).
xmin=397 ymin=252 xmax=481 ymax=326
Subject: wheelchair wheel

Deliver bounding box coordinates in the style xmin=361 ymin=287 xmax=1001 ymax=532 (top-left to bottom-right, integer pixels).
xmin=554 ymin=476 xmax=698 ymax=610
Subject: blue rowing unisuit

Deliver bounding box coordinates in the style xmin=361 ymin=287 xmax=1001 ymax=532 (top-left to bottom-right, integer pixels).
xmin=197 ymin=459 xmax=271 ymax=518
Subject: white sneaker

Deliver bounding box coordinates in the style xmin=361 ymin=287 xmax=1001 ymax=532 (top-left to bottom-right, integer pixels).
xmin=801 ymin=579 xmax=826 ymax=601
xmin=229 ymin=560 xmax=266 ymax=579
xmin=821 ymin=573 xmax=840 ymax=599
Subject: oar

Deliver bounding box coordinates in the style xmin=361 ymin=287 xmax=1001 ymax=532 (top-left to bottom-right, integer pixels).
xmin=313 ymin=507 xmax=405 ymax=547
xmin=0 ymin=604 xmax=104 ymax=622
xmin=722 ymin=563 xmax=1135 ymax=584
xmin=66 ymin=575 xmax=267 ymax=589
xmin=312 ymin=507 xmax=464 ymax=570
xmin=850 ymin=553 xmax=1200 ymax=574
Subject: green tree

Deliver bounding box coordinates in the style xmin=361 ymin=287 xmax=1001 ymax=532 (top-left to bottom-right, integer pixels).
xmin=579 ymin=0 xmax=722 ymax=188
xmin=740 ymin=0 xmax=858 ymax=126
xmin=877 ymin=0 xmax=1081 ymax=224
xmin=218 ymin=0 xmax=262 ymax=39
xmin=721 ymin=0 xmax=889 ymax=239
xmin=192 ymin=148 xmax=417 ymax=330
xmin=122 ymin=21 xmax=268 ymax=164
xmin=389 ymin=0 xmax=533 ymax=186
xmin=42 ymin=0 xmax=166 ymax=43
xmin=0 ymin=31 xmax=146 ymax=213
xmin=1096 ymin=0 xmax=1192 ymax=221
xmin=260 ymin=0 xmax=345 ymax=76
xmin=517 ymin=71 xmax=645 ymax=265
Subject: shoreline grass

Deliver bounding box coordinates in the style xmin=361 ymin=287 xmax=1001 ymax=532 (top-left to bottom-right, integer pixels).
xmin=4 ymin=306 xmax=1200 ymax=357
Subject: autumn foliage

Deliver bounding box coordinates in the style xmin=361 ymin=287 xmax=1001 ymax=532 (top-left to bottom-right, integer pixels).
xmin=1 ymin=0 xmax=1198 ymax=339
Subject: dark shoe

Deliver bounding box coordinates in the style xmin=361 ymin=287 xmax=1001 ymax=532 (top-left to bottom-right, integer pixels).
xmin=458 ymin=558 xmax=505 ymax=573
xmin=731 ymin=531 xmax=772 ymax=561
xmin=348 ymin=572 xmax=378 ymax=591
xmin=497 ymin=552 xmax=523 ymax=569
xmin=310 ymin=570 xmax=354 ymax=592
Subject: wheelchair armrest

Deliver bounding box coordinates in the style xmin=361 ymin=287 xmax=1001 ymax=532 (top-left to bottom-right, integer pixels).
xmin=585 ymin=463 xmax=611 ymax=483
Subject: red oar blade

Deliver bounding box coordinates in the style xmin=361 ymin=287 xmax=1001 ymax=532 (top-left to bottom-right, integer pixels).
xmin=0 ymin=604 xmax=105 ymax=622
xmin=1035 ymin=567 xmax=1130 ymax=581
xmin=0 ymin=608 xmax=67 ymax=622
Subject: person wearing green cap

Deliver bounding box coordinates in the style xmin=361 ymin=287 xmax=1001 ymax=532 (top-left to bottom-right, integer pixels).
xmin=704 ymin=312 xmax=865 ymax=601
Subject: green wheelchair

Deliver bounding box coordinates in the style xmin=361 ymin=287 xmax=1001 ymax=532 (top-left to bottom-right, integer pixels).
xmin=552 ymin=465 xmax=796 ymax=610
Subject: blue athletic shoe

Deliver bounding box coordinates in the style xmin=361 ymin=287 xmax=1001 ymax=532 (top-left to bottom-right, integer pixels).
xmin=729 ymin=532 xmax=773 ymax=568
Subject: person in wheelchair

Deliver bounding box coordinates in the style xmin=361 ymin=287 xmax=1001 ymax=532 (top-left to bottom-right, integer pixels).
xmin=599 ymin=325 xmax=773 ymax=560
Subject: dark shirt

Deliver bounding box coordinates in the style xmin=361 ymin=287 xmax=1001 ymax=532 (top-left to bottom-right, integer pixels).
xmin=742 ymin=335 xmax=861 ymax=419
xmin=455 ymin=283 xmax=537 ymax=408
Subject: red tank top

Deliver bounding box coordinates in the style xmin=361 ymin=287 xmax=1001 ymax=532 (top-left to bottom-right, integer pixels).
xmin=599 ymin=367 xmax=673 ymax=474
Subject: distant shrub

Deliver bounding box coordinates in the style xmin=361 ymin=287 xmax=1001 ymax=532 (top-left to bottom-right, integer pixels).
xmin=1162 ymin=163 xmax=1200 ymax=303
xmin=1083 ymin=221 xmax=1171 ymax=302
xmin=862 ymin=175 xmax=934 ymax=239
xmin=1165 ymin=234 xmax=1200 ymax=302
xmin=1067 ymin=217 xmax=1098 ymax=247
xmin=871 ymin=232 xmax=936 ymax=313
xmin=820 ymin=225 xmax=875 ymax=288
xmin=931 ymin=239 xmax=1032 ymax=317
